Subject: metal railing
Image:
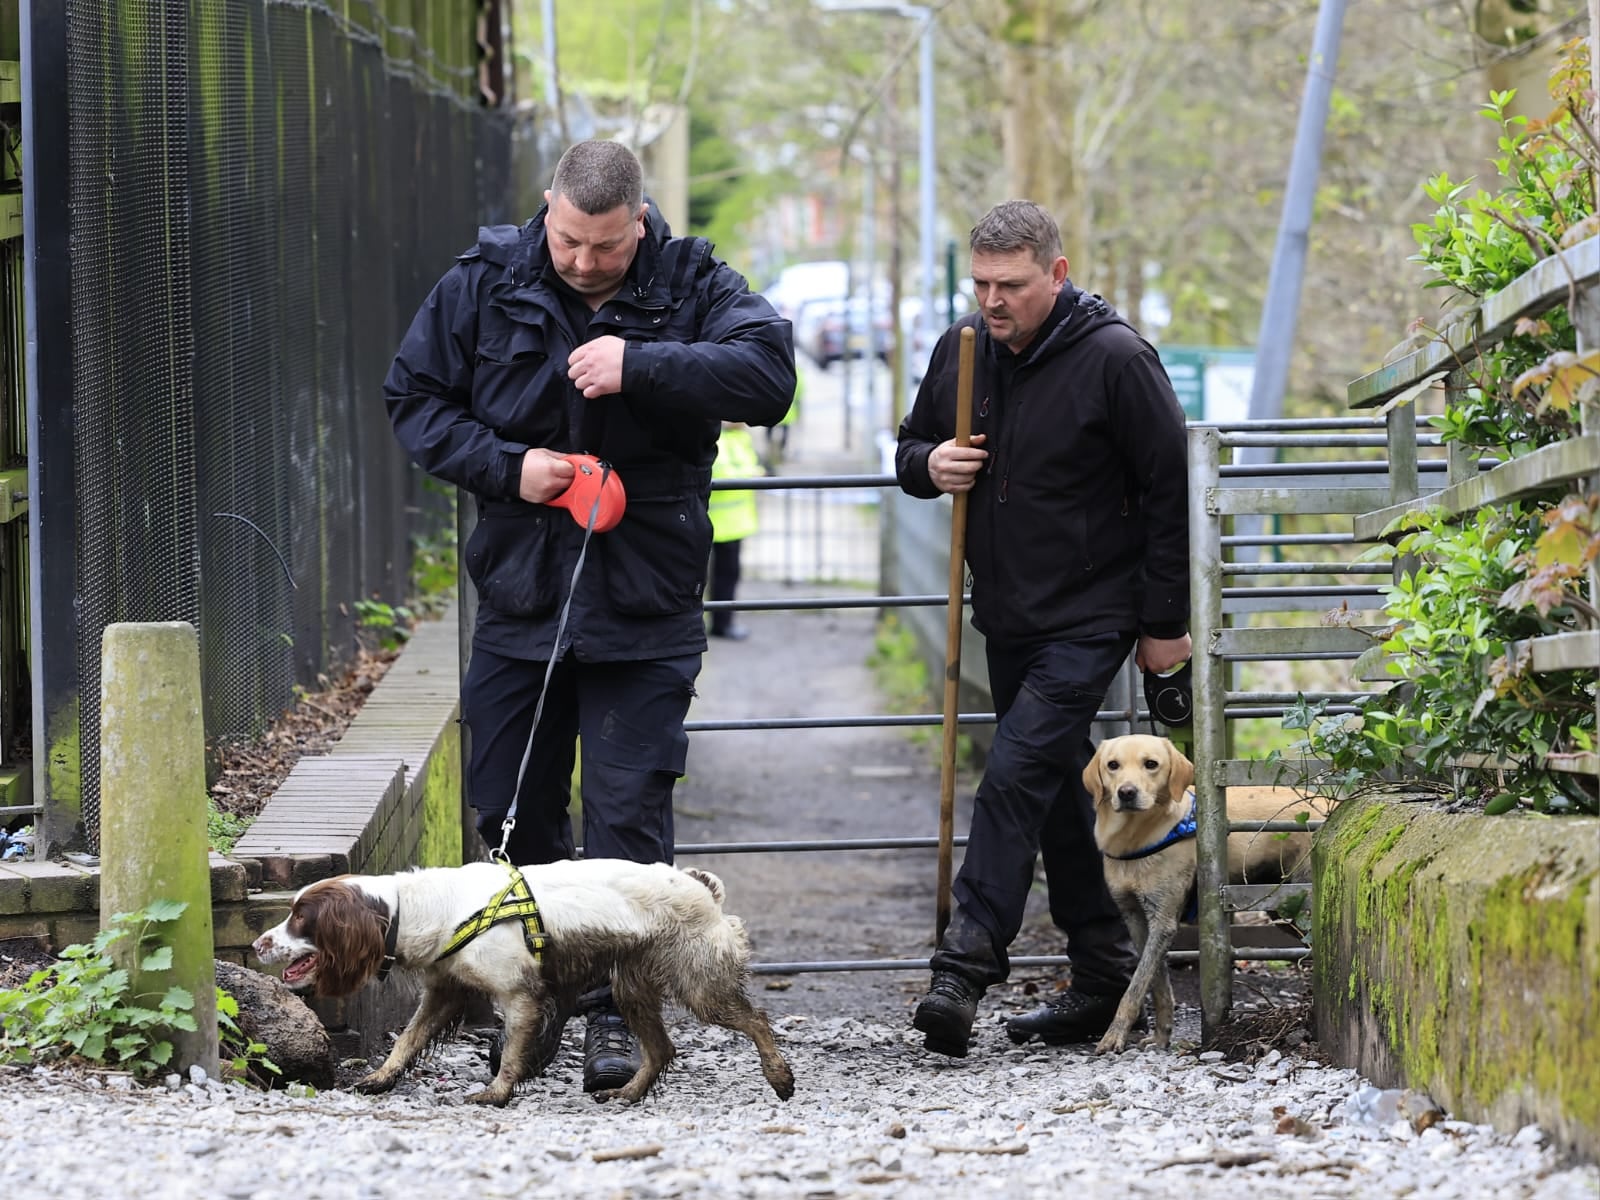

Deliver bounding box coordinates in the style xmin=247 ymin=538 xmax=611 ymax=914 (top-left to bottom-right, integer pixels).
xmin=680 ymin=433 xmax=1431 ymax=980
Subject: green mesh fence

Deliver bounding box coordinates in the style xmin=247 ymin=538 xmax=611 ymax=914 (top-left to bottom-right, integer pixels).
xmin=53 ymin=0 xmax=511 ymax=849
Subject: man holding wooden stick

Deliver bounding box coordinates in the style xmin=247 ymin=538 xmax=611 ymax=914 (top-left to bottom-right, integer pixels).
xmin=894 ymin=201 xmax=1190 ymax=1058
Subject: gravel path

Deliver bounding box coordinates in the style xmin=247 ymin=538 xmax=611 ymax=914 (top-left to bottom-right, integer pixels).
xmin=1 ymin=593 xmax=1593 ymax=1198
xmin=2 ymin=1016 xmax=1594 ymax=1199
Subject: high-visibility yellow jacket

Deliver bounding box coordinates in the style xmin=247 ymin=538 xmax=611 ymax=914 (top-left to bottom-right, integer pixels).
xmin=710 ymin=426 xmax=761 ymax=543
xmin=778 ymin=370 xmax=803 ymax=426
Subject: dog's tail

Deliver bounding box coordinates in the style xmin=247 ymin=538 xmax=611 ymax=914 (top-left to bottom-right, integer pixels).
xmin=681 ymin=867 xmax=726 ymax=906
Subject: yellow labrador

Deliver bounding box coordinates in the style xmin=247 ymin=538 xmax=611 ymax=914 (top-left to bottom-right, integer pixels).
xmin=1084 ymin=734 xmax=1318 ymax=1054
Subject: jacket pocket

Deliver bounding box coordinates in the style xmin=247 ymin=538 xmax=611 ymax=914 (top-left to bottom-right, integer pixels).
xmin=602 ymin=495 xmax=712 ymax=617
xmin=477 ymin=321 xmax=547 ymax=364
xmin=463 ymin=506 xmax=559 ymax=617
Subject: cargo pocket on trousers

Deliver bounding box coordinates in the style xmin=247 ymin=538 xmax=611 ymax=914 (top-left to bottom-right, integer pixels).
xmin=602 ymin=496 xmax=711 ymax=617
xmin=463 ymin=506 xmax=559 ymax=617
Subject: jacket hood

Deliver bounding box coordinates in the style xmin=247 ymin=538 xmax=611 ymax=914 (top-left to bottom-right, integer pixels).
xmin=1023 ymin=283 xmax=1129 ymax=362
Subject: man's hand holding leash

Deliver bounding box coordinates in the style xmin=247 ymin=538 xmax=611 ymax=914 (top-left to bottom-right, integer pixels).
xmin=518 ymin=448 xmax=577 ymax=503
xmin=1137 ymin=633 xmax=1191 ymax=676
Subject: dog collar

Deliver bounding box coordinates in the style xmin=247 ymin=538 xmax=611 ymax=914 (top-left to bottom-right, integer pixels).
xmin=377 ymin=900 xmax=400 ymax=982
xmin=436 ymin=865 xmax=552 ymax=965
xmin=1105 ymin=791 xmax=1198 ymax=861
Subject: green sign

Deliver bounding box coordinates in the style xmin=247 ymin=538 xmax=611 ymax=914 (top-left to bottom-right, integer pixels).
xmin=1159 ymin=345 xmax=1256 ymax=422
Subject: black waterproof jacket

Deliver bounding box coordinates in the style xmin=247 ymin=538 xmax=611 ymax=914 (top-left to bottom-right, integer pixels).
xmin=384 ymin=204 xmax=796 ymax=662
xmin=895 ymin=285 xmax=1188 ymax=645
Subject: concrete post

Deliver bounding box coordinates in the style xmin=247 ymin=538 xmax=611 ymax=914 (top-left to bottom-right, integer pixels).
xmin=98 ymin=621 xmax=219 ymax=1080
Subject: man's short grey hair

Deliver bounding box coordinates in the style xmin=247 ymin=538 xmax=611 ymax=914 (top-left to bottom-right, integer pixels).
xmin=549 ymin=140 xmax=644 ymax=215
xmin=969 ymin=201 xmax=1063 ymax=270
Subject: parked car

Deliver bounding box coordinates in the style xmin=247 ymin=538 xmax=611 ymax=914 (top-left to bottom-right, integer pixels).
xmin=762 ymin=260 xmax=849 ymax=323
xmin=804 ymin=298 xmax=894 ymax=368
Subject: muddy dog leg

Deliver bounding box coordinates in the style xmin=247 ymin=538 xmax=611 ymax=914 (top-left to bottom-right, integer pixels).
xmin=690 ymin=992 xmax=795 ymax=1101
xmin=355 ymin=984 xmax=469 ymax=1094
xmin=1096 ymin=897 xmax=1179 ymax=1055
xmin=466 ymin=987 xmax=545 ymax=1107
xmin=591 ymin=987 xmax=675 ymax=1105
xmin=1148 ymin=929 xmax=1177 ymax=1051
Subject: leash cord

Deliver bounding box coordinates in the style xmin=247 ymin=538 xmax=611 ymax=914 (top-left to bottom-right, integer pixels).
xmin=494 ymin=463 xmax=612 ymax=864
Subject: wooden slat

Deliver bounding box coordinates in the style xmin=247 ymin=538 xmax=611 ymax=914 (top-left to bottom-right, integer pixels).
xmin=1213 ymin=758 xmax=1333 ymax=788
xmin=1527 ymin=631 xmax=1600 ymax=672
xmin=1224 ymin=882 xmax=1312 ymax=913
xmin=1348 ymin=234 xmax=1600 ymax=408
xmin=1212 ymin=626 xmax=1380 ymax=657
xmin=1545 ymin=750 xmax=1600 ymax=775
xmin=1211 ymin=486 xmax=1392 ymax=517
xmin=1354 ymin=435 xmax=1600 ymax=541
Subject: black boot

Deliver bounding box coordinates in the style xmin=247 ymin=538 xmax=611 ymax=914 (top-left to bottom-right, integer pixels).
xmin=1004 ymin=989 xmax=1131 ymax=1046
xmin=912 ymin=970 xmax=985 ymax=1058
xmin=582 ymin=1005 xmax=641 ymax=1093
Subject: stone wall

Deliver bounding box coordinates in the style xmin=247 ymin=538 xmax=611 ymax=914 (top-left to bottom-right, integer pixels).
xmin=1314 ymin=795 xmax=1598 ymax=1158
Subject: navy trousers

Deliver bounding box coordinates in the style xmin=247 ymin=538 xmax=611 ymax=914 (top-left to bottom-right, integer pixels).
xmin=931 ymin=631 xmax=1139 ymax=995
xmin=461 ymin=645 xmax=701 ymax=867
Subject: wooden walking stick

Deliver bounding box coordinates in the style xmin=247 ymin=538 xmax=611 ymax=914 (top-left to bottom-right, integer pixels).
xmin=936 ymin=326 xmax=977 ymax=945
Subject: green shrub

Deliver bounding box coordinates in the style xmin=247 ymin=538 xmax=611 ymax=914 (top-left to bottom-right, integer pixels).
xmin=0 ymin=903 xmax=280 ymax=1085
xmin=0 ymin=902 xmax=196 ymax=1075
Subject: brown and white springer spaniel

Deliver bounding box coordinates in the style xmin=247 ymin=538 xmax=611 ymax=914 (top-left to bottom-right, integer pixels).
xmin=252 ymin=858 xmax=795 ymax=1107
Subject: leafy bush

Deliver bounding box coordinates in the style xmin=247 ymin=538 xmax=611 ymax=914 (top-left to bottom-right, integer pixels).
xmin=0 ymin=902 xmax=279 ymax=1084
xmin=0 ymin=902 xmax=196 ymax=1075
xmin=1410 ymin=47 xmax=1597 ymax=457
xmin=207 ymin=798 xmax=249 ymax=854
xmin=353 ymin=597 xmax=415 ymax=652
xmin=1297 ymin=43 xmax=1600 ymax=816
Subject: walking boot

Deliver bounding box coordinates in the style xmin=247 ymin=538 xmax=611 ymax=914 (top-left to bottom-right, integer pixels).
xmin=582 ymin=1005 xmax=642 ymax=1093
xmin=912 ymin=970 xmax=985 ymax=1058
xmin=1004 ymin=989 xmax=1133 ymax=1046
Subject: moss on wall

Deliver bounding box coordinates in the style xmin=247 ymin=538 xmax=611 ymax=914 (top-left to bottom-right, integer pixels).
xmin=416 ymin=719 xmax=462 ymax=868
xmin=1315 ymin=795 xmax=1598 ymax=1158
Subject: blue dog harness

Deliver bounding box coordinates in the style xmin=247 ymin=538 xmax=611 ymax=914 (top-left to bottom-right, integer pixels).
xmin=1103 ymin=791 xmax=1200 ymax=922
xmin=1103 ymin=791 xmax=1198 ymax=861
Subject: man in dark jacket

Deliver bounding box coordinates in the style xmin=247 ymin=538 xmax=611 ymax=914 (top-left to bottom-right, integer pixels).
xmin=384 ymin=140 xmax=795 ymax=1091
xmin=895 ymin=200 xmax=1189 ymax=1058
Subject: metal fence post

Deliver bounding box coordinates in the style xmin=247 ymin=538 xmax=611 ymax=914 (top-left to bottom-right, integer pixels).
xmin=1188 ymin=425 xmax=1231 ymax=1036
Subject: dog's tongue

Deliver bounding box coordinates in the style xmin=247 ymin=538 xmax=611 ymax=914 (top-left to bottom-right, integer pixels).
xmin=282 ymin=954 xmax=317 ymax=984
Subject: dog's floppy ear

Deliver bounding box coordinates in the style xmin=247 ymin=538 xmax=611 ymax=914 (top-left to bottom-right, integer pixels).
xmin=1168 ymin=743 xmax=1196 ymax=800
xmin=300 ymin=882 xmax=390 ymax=997
xmin=1081 ymin=742 xmax=1108 ymax=806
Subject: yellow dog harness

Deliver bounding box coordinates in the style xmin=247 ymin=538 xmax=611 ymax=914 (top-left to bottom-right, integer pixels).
xmin=436 ymin=865 xmax=552 ymax=965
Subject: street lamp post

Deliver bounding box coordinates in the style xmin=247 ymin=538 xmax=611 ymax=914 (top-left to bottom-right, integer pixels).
xmin=817 ymin=2 xmax=938 ymax=382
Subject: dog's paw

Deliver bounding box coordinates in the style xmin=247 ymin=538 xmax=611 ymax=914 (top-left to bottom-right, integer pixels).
xmin=466 ymin=1085 xmax=514 ymax=1107
xmin=1094 ymin=1029 xmax=1128 ymax=1056
xmin=352 ymin=1072 xmax=398 ymax=1095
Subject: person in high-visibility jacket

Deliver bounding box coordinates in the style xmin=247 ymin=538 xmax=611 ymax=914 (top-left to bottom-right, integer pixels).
xmin=708 ymin=421 xmax=762 ymax=639
xmin=763 ymin=369 xmax=803 ymax=472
